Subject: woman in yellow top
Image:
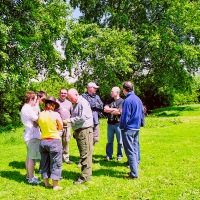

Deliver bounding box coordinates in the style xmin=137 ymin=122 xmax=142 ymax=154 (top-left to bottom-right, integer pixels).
xmin=38 ymin=96 xmax=63 ymax=190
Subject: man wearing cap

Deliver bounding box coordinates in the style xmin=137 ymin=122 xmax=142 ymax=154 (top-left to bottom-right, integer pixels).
xmin=82 ymin=82 xmax=103 ymax=145
xmin=63 ymin=88 xmax=93 ymax=184
xmin=56 ymin=88 xmax=73 ymax=164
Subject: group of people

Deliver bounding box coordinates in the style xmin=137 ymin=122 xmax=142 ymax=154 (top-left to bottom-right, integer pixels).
xmin=20 ymin=81 xmax=144 ymax=190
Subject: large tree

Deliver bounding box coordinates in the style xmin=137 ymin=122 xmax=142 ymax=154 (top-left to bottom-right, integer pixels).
xmin=0 ymin=0 xmax=70 ymax=125
xmin=62 ymin=23 xmax=136 ymax=97
xmin=69 ymin=0 xmax=200 ymax=108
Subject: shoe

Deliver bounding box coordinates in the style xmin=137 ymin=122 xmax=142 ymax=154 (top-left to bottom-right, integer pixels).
xmin=124 ymin=161 xmax=129 ymax=165
xmin=104 ymin=157 xmax=110 ymax=161
xmin=45 ymin=184 xmax=53 ymax=189
xmin=92 ymin=158 xmax=98 ymax=163
xmin=73 ymin=178 xmax=87 ymax=185
xmin=124 ymin=174 xmax=138 ymax=179
xmin=26 ymin=175 xmax=29 ymax=180
xmin=28 ymin=177 xmax=41 ymax=184
xmin=117 ymin=157 xmax=122 ymax=162
xmin=38 ymin=169 xmax=42 ymax=174
xmin=77 ymin=162 xmax=82 ymax=168
xmin=53 ymin=186 xmax=63 ymax=191
xmin=65 ymin=160 xmax=73 ymax=164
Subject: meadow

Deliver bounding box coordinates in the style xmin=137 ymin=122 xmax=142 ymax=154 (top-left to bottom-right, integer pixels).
xmin=0 ymin=104 xmax=200 ymax=200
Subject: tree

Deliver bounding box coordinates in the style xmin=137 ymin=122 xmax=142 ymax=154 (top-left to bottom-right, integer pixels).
xmin=69 ymin=0 xmax=200 ymax=108
xmin=62 ymin=23 xmax=136 ymax=97
xmin=0 ymin=0 xmax=70 ymax=125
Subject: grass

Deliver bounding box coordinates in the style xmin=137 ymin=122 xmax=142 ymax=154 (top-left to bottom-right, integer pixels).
xmin=0 ymin=104 xmax=200 ymax=199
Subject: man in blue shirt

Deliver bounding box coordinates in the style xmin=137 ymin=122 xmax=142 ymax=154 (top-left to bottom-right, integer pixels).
xmin=120 ymin=81 xmax=143 ymax=179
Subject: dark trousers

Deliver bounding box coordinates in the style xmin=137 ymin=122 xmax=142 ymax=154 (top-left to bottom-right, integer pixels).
xmin=39 ymin=139 xmax=62 ymax=180
xmin=74 ymin=127 xmax=93 ymax=181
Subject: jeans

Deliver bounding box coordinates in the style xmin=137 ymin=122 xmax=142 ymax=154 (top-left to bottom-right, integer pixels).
xmin=106 ymin=123 xmax=123 ymax=159
xmin=121 ymin=129 xmax=139 ymax=178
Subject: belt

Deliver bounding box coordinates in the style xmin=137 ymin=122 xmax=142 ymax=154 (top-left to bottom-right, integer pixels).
xmin=75 ymin=126 xmax=93 ymax=132
xmin=42 ymin=138 xmax=56 ymax=140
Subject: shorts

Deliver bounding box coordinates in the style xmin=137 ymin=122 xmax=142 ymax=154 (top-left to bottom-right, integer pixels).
xmin=25 ymin=138 xmax=41 ymax=160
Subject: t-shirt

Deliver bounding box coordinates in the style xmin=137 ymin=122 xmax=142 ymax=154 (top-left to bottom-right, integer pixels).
xmin=20 ymin=103 xmax=40 ymax=142
xmin=105 ymin=97 xmax=124 ymax=124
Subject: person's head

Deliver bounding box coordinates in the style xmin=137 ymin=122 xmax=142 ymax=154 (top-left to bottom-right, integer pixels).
xmin=59 ymin=88 xmax=68 ymax=101
xmin=37 ymin=90 xmax=47 ymax=104
xmin=44 ymin=96 xmax=60 ymax=111
xmin=25 ymin=91 xmax=37 ymax=107
xmin=67 ymin=88 xmax=79 ymax=103
xmin=122 ymin=81 xmax=134 ymax=95
xmin=111 ymin=87 xmax=120 ymax=99
xmin=87 ymin=82 xmax=99 ymax=95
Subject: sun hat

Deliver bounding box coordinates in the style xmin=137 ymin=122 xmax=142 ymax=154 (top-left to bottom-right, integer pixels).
xmin=44 ymin=96 xmax=60 ymax=109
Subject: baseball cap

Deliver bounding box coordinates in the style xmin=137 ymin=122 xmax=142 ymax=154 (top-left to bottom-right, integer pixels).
xmin=87 ymin=82 xmax=99 ymax=88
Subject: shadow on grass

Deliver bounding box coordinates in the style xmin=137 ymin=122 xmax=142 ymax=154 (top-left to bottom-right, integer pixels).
xmin=9 ymin=161 xmax=25 ymax=169
xmin=0 ymin=170 xmax=27 ymax=183
xmin=93 ymin=168 xmax=125 ymax=178
xmin=151 ymin=105 xmax=200 ymax=117
xmin=62 ymin=170 xmax=79 ymax=180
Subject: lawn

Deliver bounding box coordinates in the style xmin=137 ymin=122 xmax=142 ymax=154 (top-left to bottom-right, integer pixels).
xmin=0 ymin=104 xmax=200 ymax=200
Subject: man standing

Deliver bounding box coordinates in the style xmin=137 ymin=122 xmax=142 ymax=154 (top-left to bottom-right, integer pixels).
xmin=82 ymin=82 xmax=103 ymax=145
xmin=20 ymin=91 xmax=41 ymax=184
xmin=56 ymin=88 xmax=73 ymax=164
xmin=104 ymin=87 xmax=124 ymax=162
xmin=120 ymin=81 xmax=143 ymax=179
xmin=64 ymin=88 xmax=93 ymax=184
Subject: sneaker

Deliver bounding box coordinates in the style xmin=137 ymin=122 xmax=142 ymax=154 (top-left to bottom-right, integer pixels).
xmin=65 ymin=160 xmax=73 ymax=164
xmin=104 ymin=157 xmax=110 ymax=161
xmin=77 ymin=162 xmax=82 ymax=168
xmin=53 ymin=186 xmax=63 ymax=191
xmin=92 ymin=158 xmax=98 ymax=163
xmin=117 ymin=157 xmax=122 ymax=162
xmin=28 ymin=177 xmax=41 ymax=184
xmin=124 ymin=174 xmax=138 ymax=179
xmin=26 ymin=175 xmax=29 ymax=180
xmin=73 ymin=178 xmax=87 ymax=185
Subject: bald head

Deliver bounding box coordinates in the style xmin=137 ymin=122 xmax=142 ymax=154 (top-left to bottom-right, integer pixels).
xmin=111 ymin=86 xmax=120 ymax=99
xmin=122 ymin=81 xmax=134 ymax=92
xmin=67 ymin=88 xmax=79 ymax=103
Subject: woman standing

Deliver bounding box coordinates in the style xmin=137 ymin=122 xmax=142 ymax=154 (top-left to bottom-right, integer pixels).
xmin=38 ymin=96 xmax=63 ymax=190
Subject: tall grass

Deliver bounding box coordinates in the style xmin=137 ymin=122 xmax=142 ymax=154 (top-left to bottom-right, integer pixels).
xmin=0 ymin=104 xmax=200 ymax=199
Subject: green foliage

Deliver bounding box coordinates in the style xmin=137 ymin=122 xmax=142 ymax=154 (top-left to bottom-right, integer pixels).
xmin=69 ymin=0 xmax=200 ymax=108
xmin=30 ymin=75 xmax=74 ymax=98
xmin=0 ymin=0 xmax=70 ymax=126
xmin=63 ymin=23 xmax=136 ymax=96
xmin=0 ymin=104 xmax=200 ymax=199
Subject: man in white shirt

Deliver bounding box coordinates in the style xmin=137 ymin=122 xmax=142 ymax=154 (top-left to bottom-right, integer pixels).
xmin=20 ymin=91 xmax=41 ymax=184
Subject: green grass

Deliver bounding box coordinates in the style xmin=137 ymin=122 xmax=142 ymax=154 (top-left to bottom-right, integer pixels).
xmin=0 ymin=104 xmax=200 ymax=199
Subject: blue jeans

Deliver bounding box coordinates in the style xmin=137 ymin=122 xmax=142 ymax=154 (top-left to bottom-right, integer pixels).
xmin=121 ymin=129 xmax=139 ymax=177
xmin=106 ymin=123 xmax=123 ymax=159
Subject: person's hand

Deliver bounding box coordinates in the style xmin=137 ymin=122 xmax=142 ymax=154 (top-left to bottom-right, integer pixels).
xmin=63 ymin=118 xmax=71 ymax=125
xmin=33 ymin=121 xmax=38 ymax=128
xmin=73 ymin=132 xmax=76 ymax=139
